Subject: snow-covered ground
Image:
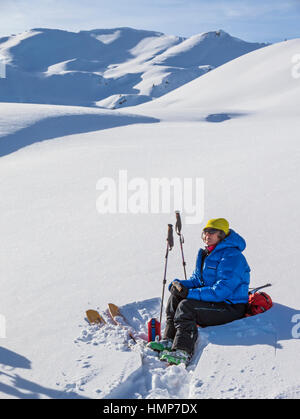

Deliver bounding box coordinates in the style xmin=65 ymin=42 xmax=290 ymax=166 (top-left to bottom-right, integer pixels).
xmin=0 ymin=35 xmax=300 ymax=399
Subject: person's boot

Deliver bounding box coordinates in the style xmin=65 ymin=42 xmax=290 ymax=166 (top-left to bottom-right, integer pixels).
xmin=146 ymin=339 xmax=173 ymax=353
xmin=159 ymin=349 xmax=191 ymax=366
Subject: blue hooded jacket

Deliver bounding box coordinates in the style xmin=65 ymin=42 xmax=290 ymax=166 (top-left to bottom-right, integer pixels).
xmin=174 ymin=229 xmax=250 ymax=304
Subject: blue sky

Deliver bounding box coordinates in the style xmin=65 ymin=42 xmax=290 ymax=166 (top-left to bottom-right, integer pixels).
xmin=0 ymin=0 xmax=299 ymax=42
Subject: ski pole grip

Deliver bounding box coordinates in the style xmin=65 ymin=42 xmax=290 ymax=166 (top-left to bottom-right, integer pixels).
xmin=167 ymin=224 xmax=174 ymax=250
xmin=175 ymin=210 xmax=182 ymax=235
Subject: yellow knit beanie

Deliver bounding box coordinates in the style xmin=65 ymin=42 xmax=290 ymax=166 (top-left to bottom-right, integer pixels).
xmin=203 ymin=218 xmax=230 ymax=235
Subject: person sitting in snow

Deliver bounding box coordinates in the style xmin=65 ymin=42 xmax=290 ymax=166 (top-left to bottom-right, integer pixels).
xmin=149 ymin=218 xmax=250 ymax=366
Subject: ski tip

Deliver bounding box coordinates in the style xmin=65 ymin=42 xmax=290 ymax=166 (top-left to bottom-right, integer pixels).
xmin=108 ymin=303 xmax=118 ymax=310
xmin=108 ymin=303 xmax=121 ymax=318
xmin=86 ymin=309 xmax=106 ymax=325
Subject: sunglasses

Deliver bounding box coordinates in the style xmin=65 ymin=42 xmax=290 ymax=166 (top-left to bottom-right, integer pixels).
xmin=202 ymin=228 xmax=220 ymax=235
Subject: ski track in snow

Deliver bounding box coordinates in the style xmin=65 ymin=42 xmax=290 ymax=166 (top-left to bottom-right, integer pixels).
xmin=58 ymin=299 xmax=285 ymax=399
xmin=71 ymin=324 xmax=196 ymax=399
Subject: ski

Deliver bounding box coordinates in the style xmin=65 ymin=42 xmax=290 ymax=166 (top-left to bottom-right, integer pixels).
xmin=107 ymin=303 xmax=147 ymax=346
xmin=85 ymin=305 xmax=147 ymax=349
xmin=85 ymin=307 xmax=179 ymax=368
xmin=86 ymin=309 xmax=106 ymax=325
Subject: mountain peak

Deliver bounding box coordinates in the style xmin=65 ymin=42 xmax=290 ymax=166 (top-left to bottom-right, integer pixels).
xmin=200 ymin=29 xmax=229 ymax=38
xmin=0 ymin=26 xmax=267 ymax=108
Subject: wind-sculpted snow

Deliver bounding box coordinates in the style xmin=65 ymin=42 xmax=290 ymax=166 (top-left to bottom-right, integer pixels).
xmin=0 ymin=103 xmax=159 ymax=156
xmin=0 ymin=27 xmax=267 ymax=109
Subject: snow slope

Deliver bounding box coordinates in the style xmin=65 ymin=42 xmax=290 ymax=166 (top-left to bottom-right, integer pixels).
xmin=133 ymin=38 xmax=300 ymax=119
xmin=0 ymin=38 xmax=300 ymax=399
xmin=0 ymin=27 xmax=266 ymax=109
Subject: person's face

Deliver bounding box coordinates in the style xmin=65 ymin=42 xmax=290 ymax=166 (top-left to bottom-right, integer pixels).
xmin=202 ymin=228 xmax=221 ymax=246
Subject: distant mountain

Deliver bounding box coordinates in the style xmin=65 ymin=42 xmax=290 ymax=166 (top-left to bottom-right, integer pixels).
xmin=0 ymin=27 xmax=268 ymax=109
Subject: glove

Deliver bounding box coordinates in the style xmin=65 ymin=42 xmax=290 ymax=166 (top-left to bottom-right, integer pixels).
xmin=168 ymin=279 xmax=184 ymax=291
xmin=170 ymin=280 xmax=188 ymax=299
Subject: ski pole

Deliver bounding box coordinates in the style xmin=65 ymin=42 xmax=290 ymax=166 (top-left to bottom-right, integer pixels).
xmin=159 ymin=224 xmax=174 ymax=326
xmin=175 ymin=210 xmax=187 ymax=280
xmin=249 ymin=283 xmax=272 ymax=294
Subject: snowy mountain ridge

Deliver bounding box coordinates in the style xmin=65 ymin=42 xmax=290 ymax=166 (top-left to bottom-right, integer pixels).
xmin=0 ymin=27 xmax=267 ymax=109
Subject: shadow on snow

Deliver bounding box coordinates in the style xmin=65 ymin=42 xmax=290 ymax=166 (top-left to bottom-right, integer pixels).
xmin=0 ymin=112 xmax=159 ymax=157
xmin=199 ymin=302 xmax=299 ymax=349
xmin=0 ymin=346 xmax=88 ymax=399
xmin=205 ymin=112 xmax=246 ymax=123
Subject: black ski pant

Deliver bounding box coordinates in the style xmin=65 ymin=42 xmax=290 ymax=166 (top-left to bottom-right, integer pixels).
xmin=163 ymin=294 xmax=246 ymax=355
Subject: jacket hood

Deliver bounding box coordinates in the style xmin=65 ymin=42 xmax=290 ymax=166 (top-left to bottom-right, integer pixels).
xmin=216 ymin=229 xmax=246 ymax=252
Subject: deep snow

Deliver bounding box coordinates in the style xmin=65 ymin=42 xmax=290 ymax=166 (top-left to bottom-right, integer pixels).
xmin=0 ymin=34 xmax=299 ymax=399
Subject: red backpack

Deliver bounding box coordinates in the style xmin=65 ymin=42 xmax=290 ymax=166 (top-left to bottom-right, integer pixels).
xmin=245 ymin=284 xmax=273 ymax=317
